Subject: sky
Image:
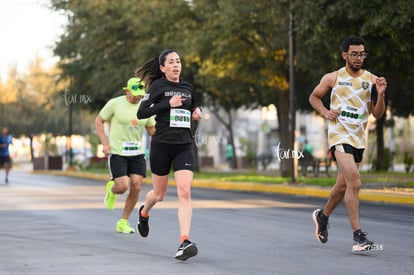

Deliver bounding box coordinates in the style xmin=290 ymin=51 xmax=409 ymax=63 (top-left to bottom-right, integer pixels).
xmin=0 ymin=0 xmax=67 ymax=80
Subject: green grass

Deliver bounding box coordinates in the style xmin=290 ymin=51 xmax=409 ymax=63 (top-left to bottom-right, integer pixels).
xmin=195 ymin=170 xmax=414 ymax=188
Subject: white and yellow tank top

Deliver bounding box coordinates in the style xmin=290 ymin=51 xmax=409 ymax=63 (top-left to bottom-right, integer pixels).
xmin=328 ymin=67 xmax=372 ymax=149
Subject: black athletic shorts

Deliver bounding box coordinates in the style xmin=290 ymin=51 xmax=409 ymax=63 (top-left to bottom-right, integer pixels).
xmin=0 ymin=155 xmax=11 ymax=166
xmin=108 ymin=154 xmax=146 ymax=179
xmin=330 ymin=144 xmax=364 ymax=163
xmin=150 ymin=141 xmax=194 ymax=176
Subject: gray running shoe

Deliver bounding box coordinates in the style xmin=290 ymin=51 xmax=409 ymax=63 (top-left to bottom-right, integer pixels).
xmin=352 ymin=231 xmax=374 ymax=252
xmin=312 ymin=209 xmax=329 ymax=243
xmin=175 ymin=240 xmax=198 ymax=261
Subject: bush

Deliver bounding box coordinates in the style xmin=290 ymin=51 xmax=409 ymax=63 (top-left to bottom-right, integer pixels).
xmin=404 ymin=152 xmax=413 ymax=173
xmin=88 ymin=156 xmax=107 ymax=170
xmin=371 ymin=148 xmax=393 ymax=172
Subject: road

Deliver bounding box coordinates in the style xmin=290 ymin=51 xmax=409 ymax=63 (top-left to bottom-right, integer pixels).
xmin=0 ymin=171 xmax=413 ymax=275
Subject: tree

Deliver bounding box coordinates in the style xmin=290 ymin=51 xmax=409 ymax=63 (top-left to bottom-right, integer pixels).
xmin=190 ymin=0 xmax=293 ymax=174
xmin=0 ymin=58 xmax=94 ymax=161
xmin=51 ymin=0 xmax=197 ymax=110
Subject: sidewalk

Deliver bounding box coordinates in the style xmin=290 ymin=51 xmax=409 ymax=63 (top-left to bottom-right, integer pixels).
xmin=31 ymin=169 xmax=414 ymax=206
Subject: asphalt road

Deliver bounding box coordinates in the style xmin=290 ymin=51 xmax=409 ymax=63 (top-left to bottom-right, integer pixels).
xmin=1 ymin=171 xmax=413 ymax=275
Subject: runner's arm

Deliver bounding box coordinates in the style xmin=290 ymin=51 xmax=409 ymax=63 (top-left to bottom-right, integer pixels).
xmin=309 ymin=72 xmax=339 ymax=120
xmin=137 ymin=83 xmax=170 ymax=119
xmin=145 ymin=126 xmax=156 ymax=136
xmin=370 ymin=75 xmax=387 ymax=119
xmin=95 ymin=115 xmax=110 ymax=156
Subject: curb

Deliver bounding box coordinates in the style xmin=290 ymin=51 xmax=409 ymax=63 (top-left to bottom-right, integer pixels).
xmin=32 ymin=170 xmax=414 ymax=206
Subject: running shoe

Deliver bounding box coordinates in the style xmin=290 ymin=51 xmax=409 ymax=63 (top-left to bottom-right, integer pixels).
xmin=312 ymin=208 xmax=329 ymax=243
xmin=352 ymin=231 xmax=374 ymax=252
xmin=116 ymin=219 xmax=135 ymax=234
xmin=175 ymin=240 xmax=198 ymax=261
xmin=104 ymin=180 xmax=117 ymax=210
xmin=137 ymin=204 xmax=149 ymax=237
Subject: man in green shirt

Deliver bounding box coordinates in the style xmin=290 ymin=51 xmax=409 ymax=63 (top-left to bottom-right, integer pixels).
xmin=95 ymin=77 xmax=155 ymax=234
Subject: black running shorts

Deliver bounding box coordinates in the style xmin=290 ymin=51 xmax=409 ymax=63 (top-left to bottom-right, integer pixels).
xmin=108 ymin=154 xmax=146 ymax=179
xmin=0 ymin=155 xmax=11 ymax=166
xmin=150 ymin=141 xmax=194 ymax=176
xmin=330 ymin=144 xmax=364 ymax=163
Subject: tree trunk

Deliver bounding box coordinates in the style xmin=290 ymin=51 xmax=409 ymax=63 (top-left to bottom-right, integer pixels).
xmin=226 ymin=123 xmax=238 ymax=169
xmin=228 ymin=112 xmax=238 ymax=169
xmin=29 ymin=135 xmax=34 ymax=162
xmin=278 ymin=90 xmax=292 ymax=177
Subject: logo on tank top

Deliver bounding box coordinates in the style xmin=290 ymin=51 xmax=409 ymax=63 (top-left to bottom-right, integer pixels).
xmin=361 ymin=81 xmax=369 ymax=89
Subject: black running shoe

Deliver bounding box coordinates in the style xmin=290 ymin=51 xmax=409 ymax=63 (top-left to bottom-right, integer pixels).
xmin=352 ymin=231 xmax=374 ymax=252
xmin=137 ymin=204 xmax=149 ymax=237
xmin=312 ymin=209 xmax=329 ymax=243
xmin=174 ymin=240 xmax=198 ymax=261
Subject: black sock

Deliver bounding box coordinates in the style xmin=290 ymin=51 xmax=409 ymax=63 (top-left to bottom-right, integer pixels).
xmin=353 ymin=229 xmax=362 ymax=238
xmin=319 ymin=210 xmax=329 ymax=221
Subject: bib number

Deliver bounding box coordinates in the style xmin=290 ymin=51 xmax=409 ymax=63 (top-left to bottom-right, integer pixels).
xmin=170 ymin=109 xmax=191 ymax=128
xmin=121 ymin=141 xmax=142 ymax=155
xmin=338 ymin=104 xmax=364 ymax=125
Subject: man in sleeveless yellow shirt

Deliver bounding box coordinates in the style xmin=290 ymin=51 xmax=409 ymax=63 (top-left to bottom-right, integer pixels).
xmin=309 ymin=36 xmax=387 ymax=252
xmin=95 ymin=77 xmax=155 ymax=233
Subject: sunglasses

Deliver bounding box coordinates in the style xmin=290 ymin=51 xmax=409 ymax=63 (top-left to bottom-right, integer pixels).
xmin=131 ymin=84 xmax=144 ymax=90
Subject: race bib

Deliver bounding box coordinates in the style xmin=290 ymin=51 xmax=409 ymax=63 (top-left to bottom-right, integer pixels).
xmin=170 ymin=108 xmax=191 ymax=128
xmin=338 ymin=104 xmax=364 ymax=125
xmin=121 ymin=141 xmax=142 ymax=155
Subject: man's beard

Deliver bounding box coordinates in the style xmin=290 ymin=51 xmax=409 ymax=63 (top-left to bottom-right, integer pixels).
xmin=349 ymin=63 xmax=362 ymax=72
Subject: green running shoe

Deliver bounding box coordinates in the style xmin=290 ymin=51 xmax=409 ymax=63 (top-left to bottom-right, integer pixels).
xmin=104 ymin=180 xmax=117 ymax=210
xmin=116 ymin=219 xmax=135 ymax=234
